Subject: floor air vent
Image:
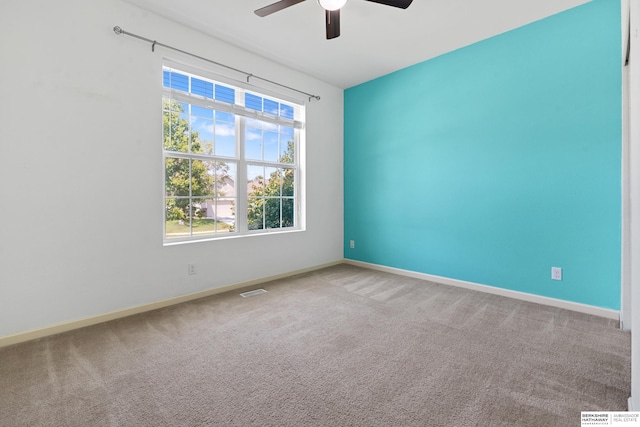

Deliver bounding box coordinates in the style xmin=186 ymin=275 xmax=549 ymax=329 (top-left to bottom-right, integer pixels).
xmin=240 ymin=289 xmax=267 ymax=298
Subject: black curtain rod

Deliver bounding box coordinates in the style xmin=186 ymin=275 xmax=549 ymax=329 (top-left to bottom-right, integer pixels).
xmin=113 ymin=26 xmax=321 ymax=102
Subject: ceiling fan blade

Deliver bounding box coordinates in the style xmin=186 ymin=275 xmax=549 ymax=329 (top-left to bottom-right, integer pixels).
xmin=325 ymin=9 xmax=340 ymax=39
xmin=255 ymin=0 xmax=306 ymax=17
xmin=364 ymin=0 xmax=413 ymax=9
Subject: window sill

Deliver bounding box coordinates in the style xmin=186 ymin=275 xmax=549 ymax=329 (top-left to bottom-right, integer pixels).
xmin=163 ymin=227 xmax=305 ymax=246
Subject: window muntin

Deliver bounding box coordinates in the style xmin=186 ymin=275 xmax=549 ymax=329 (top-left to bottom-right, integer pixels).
xmin=162 ymin=66 xmax=303 ymax=242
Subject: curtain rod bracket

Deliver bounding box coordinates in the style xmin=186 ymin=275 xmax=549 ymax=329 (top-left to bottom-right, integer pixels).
xmin=112 ymin=25 xmax=321 ymax=102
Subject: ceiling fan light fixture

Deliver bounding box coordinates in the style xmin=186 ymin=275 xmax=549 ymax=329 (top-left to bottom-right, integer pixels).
xmin=317 ymin=0 xmax=347 ymax=11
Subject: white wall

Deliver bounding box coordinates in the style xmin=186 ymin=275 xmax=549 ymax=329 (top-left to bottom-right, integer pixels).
xmin=0 ymin=0 xmax=344 ymax=338
xmin=623 ymin=0 xmax=632 ymax=331
xmin=629 ymin=0 xmax=640 ymax=412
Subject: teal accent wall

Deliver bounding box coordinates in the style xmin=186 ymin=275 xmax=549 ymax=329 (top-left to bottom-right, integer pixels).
xmin=344 ymin=0 xmax=622 ymax=309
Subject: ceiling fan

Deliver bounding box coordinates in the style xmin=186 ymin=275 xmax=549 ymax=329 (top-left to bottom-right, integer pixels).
xmin=254 ymin=0 xmax=413 ymax=40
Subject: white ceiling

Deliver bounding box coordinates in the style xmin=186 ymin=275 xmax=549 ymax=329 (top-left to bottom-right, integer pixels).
xmin=123 ymin=0 xmax=590 ymax=88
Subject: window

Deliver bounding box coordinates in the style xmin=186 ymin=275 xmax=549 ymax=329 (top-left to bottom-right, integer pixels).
xmin=162 ymin=65 xmax=304 ymax=242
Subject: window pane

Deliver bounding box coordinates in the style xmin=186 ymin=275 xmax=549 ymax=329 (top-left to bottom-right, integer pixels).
xmin=280 ymin=103 xmax=294 ymax=120
xmin=215 ymin=85 xmax=235 ymax=104
xmin=215 ymin=198 xmax=236 ymax=233
xmin=217 ymin=111 xmax=234 ymax=122
xmin=163 ymin=70 xmax=171 ymax=88
xmin=245 ymin=120 xmax=279 ymax=161
xmin=191 ymin=78 xmax=213 ymax=99
xmin=281 ymin=126 xmax=294 ymax=137
xmin=163 ymin=106 xmax=189 ymax=153
xmin=264 ymin=131 xmax=278 ymax=162
xmin=264 ymin=99 xmax=279 ymax=116
xmin=247 ymin=165 xmax=265 ymax=194
xmin=263 ymin=121 xmax=278 ymax=132
xmin=165 ymin=158 xmax=190 ymax=197
xmin=247 ymin=198 xmax=264 ymax=230
xmin=191 ymin=160 xmax=216 ymax=198
xmin=265 ymin=167 xmax=280 ymax=196
xmin=163 ymin=110 xmax=173 ymax=151
xmin=166 ymin=101 xmax=187 ymax=113
xmin=191 ymin=199 xmax=216 ymax=236
xmin=215 ymin=120 xmax=235 ymax=157
xmin=279 ymin=141 xmax=294 ymax=163
xmin=282 ymin=168 xmax=294 ymax=196
xmin=217 ymin=162 xmax=236 ymax=197
xmin=191 ymin=105 xmax=213 ymax=119
xmin=191 ymin=116 xmax=214 ymax=154
xmin=245 ymin=118 xmax=261 ymax=128
xmin=165 ymin=198 xmax=191 ymax=239
xmin=265 ymin=198 xmax=281 ymax=229
xmin=245 ymin=128 xmax=262 ymax=160
xmin=165 ymin=71 xmax=189 ymax=92
xmin=245 ymin=93 xmax=262 ymax=111
xmin=165 ymin=111 xmax=191 ymax=153
xmin=247 ymin=164 xmax=264 ymax=230
xmin=282 ymin=198 xmax=294 ymax=227
xmin=279 ymin=127 xmax=295 ymax=163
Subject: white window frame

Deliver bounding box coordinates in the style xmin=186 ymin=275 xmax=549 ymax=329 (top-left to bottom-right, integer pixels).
xmin=162 ymin=61 xmax=306 ymax=244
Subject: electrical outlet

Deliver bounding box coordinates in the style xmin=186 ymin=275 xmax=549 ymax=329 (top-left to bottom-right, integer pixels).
xmin=349 ymin=240 xmax=355 ymax=249
xmin=551 ymin=267 xmax=562 ymax=281
xmin=188 ymin=263 xmax=197 ymax=275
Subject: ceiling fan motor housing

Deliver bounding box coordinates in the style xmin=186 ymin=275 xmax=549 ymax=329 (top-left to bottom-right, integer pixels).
xmin=317 ymin=0 xmax=348 ymax=11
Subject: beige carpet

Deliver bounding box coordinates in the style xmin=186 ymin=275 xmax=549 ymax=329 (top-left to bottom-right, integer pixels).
xmin=0 ymin=264 xmax=630 ymax=426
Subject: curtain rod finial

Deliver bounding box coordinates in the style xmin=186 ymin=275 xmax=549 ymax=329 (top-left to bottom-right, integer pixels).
xmin=113 ymin=26 xmax=123 ymax=35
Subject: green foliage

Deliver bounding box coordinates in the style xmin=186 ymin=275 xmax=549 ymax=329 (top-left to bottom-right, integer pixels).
xmin=167 ymin=207 xmax=186 ymax=221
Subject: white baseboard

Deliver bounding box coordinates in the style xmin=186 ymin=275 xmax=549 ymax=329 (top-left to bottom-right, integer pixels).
xmin=344 ymin=259 xmax=620 ymax=321
xmin=1 ymin=259 xmax=619 ymax=348
xmin=0 ymin=261 xmax=342 ymax=349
